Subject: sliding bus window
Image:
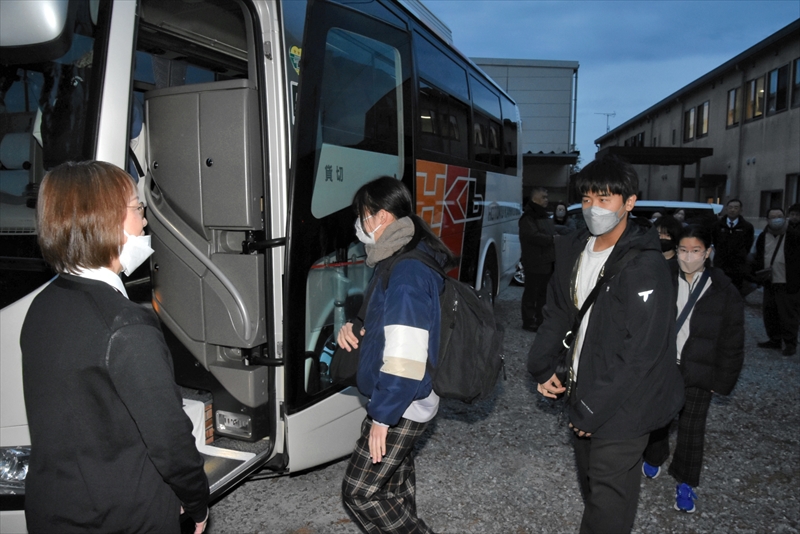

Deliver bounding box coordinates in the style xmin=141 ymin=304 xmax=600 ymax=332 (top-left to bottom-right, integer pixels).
xmin=413 ymin=33 xmax=468 ymax=102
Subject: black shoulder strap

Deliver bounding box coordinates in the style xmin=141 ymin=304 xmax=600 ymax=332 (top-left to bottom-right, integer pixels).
xmin=565 ymin=248 xmax=640 ymax=342
xmin=768 ymin=233 xmax=785 ymax=267
xmin=675 ymin=269 xmax=711 ymax=332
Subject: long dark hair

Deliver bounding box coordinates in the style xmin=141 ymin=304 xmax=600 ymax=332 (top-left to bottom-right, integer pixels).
xmin=352 ymin=176 xmax=457 ymax=267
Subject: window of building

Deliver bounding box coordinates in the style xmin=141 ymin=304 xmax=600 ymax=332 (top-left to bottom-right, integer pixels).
xmin=745 ymin=76 xmax=765 ymax=120
xmin=791 ymin=58 xmax=800 ymax=108
xmin=672 ymin=129 xmax=676 ymax=146
xmin=767 ymin=64 xmax=789 ymax=115
xmin=787 ymin=174 xmax=799 ymax=207
xmin=696 ymin=101 xmax=709 ymax=138
xmin=727 ymin=88 xmax=741 ymax=127
xmin=759 ymin=190 xmax=784 ymax=218
xmin=684 ymin=107 xmax=695 ymax=141
xmin=652 ymin=136 xmax=658 ymax=147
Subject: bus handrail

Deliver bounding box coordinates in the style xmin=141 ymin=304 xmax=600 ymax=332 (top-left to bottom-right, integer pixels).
xmin=145 ymin=187 xmax=255 ymax=345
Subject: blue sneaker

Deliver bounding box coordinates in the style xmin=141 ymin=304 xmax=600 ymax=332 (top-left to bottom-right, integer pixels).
xmin=642 ymin=461 xmax=661 ymax=479
xmin=674 ymin=483 xmax=697 ymax=513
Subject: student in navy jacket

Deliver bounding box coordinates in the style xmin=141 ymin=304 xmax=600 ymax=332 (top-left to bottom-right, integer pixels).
xmin=337 ymin=177 xmax=455 ymax=534
xmin=642 ymin=225 xmax=744 ymax=513
xmin=21 ymin=161 xmax=209 ymax=534
xmin=528 ymin=155 xmax=684 ymax=534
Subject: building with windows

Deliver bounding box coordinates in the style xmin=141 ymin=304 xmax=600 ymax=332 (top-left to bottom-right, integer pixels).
xmin=595 ymin=19 xmax=799 ymax=221
xmin=473 ymin=58 xmax=579 ymax=203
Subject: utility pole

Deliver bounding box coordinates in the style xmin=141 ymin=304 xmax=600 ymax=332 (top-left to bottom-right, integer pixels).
xmin=595 ymin=111 xmax=616 ymax=133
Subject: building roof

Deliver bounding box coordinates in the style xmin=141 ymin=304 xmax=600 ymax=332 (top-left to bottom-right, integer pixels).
xmin=595 ymin=18 xmax=800 ymax=146
xmin=471 ymin=58 xmax=579 ymax=70
xmin=596 ymin=146 xmax=712 ymax=166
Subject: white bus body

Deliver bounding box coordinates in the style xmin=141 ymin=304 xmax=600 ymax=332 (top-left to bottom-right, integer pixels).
xmin=0 ymin=0 xmax=522 ymax=525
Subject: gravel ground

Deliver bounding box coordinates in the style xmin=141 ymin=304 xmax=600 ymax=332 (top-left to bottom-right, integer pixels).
xmin=208 ymin=285 xmax=800 ymax=534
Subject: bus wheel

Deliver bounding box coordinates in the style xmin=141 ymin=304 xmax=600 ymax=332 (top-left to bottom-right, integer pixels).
xmin=482 ymin=249 xmax=498 ymax=304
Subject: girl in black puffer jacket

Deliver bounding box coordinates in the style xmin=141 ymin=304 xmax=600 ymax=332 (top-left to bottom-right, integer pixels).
xmin=642 ymin=225 xmax=744 ymax=514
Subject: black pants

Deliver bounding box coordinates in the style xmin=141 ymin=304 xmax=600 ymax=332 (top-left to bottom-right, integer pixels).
xmin=763 ymin=282 xmax=800 ymax=351
xmin=521 ymin=267 xmax=552 ymax=328
xmin=573 ymin=433 xmax=649 ymax=534
xmin=643 ymin=386 xmax=713 ymax=487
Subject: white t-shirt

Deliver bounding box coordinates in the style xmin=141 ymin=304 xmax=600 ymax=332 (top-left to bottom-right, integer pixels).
xmin=572 ymin=237 xmax=614 ymax=383
xmin=676 ymin=271 xmax=711 ymax=362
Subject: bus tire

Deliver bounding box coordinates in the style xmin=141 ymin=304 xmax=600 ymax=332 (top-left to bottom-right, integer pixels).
xmin=482 ymin=247 xmax=498 ymax=304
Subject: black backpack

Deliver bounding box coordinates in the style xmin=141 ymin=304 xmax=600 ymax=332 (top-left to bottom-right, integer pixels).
xmin=381 ymin=248 xmax=505 ymax=403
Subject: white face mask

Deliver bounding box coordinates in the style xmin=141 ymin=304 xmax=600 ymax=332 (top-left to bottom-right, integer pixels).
xmin=768 ymin=218 xmax=785 ymax=231
xmin=354 ymin=215 xmax=382 ymax=245
xmin=582 ymin=204 xmax=625 ymax=236
xmin=119 ymin=231 xmax=154 ymax=276
xmin=677 ymin=250 xmax=708 ymax=275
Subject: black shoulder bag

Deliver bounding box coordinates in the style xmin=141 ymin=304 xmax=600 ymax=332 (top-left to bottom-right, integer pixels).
xmin=753 ymin=233 xmax=784 ymax=286
xmin=554 ymin=248 xmax=640 ymax=396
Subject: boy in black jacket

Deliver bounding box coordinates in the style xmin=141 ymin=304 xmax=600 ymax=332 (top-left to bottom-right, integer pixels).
xmin=527 ymin=155 xmax=684 ymax=533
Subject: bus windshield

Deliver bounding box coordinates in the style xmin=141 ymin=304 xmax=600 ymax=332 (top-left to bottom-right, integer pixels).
xmin=0 ymin=0 xmax=111 ymax=308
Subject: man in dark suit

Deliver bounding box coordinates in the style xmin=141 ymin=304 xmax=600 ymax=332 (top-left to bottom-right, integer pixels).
xmin=713 ymin=198 xmax=754 ymax=295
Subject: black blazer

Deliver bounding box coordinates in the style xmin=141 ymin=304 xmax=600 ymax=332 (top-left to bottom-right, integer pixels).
xmin=21 ymin=274 xmax=209 ymax=533
xmin=676 ymin=266 xmax=744 ymax=395
xmin=527 ymin=221 xmax=685 ymax=439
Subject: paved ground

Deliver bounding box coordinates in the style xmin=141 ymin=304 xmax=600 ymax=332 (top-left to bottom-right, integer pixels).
xmin=207 ymin=285 xmax=800 ymax=534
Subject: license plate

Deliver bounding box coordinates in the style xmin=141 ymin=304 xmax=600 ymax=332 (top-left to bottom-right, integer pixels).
xmin=216 ymin=410 xmax=252 ymax=439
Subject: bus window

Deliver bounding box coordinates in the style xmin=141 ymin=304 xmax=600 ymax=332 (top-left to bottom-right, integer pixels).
xmin=414 ymin=33 xmax=468 ymax=103
xmin=473 ymin=111 xmax=501 ymax=168
xmin=0 ymin=0 xmax=111 ymax=308
xmin=501 ymin=94 xmax=518 ymax=176
xmin=418 ymin=81 xmax=469 ymax=161
xmin=469 ymin=75 xmax=501 ymax=120
xmin=311 ymin=28 xmax=404 ymax=220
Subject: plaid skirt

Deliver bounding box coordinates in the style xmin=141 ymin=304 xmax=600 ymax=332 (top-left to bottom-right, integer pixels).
xmin=342 ymin=416 xmax=433 ymax=534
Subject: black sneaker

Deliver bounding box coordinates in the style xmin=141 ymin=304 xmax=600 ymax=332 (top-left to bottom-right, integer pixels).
xmin=783 ymin=346 xmax=797 ymax=356
xmin=758 ymin=340 xmax=782 ymax=349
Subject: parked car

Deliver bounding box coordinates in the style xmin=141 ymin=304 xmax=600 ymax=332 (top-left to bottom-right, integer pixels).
xmin=511 ymin=201 xmax=724 ymax=287
xmin=567 ymin=200 xmax=723 ymax=229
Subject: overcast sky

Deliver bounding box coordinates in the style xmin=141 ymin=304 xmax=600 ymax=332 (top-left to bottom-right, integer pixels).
xmin=425 ymin=0 xmax=800 ymax=162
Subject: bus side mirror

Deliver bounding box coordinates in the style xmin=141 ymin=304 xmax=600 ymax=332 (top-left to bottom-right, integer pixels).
xmin=0 ymin=0 xmax=76 ymax=64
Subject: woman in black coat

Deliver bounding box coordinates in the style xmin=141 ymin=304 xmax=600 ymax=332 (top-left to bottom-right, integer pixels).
xmin=642 ymin=225 xmax=744 ymax=514
xmin=21 ymin=161 xmax=209 ymax=533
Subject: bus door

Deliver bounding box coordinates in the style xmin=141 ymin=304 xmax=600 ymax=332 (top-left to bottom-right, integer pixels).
xmin=282 ymin=0 xmax=413 ymax=471
xmin=136 ymin=0 xmax=278 ymax=496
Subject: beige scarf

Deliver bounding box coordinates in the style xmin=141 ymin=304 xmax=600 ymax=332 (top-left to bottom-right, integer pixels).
xmin=365 ymin=216 xmax=415 ymax=267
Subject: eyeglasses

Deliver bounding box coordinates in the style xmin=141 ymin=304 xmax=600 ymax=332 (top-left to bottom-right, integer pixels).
xmin=128 ymin=202 xmax=145 ymax=217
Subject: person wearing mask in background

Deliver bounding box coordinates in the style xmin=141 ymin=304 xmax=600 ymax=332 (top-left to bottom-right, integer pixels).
xmin=21 ymin=161 xmax=209 ymax=534
xmin=673 ymin=209 xmax=688 ymax=227
xmin=553 ymin=201 xmax=577 ymax=235
xmin=519 ymin=187 xmax=555 ymax=332
xmin=528 ymin=154 xmax=684 ymax=534
xmin=754 ymin=207 xmax=799 ymax=356
xmin=338 ymin=177 xmax=456 ymax=533
xmin=655 ymin=215 xmax=683 ymax=267
xmin=641 ymin=225 xmax=744 ymax=514
xmin=713 ymin=199 xmax=755 ymax=296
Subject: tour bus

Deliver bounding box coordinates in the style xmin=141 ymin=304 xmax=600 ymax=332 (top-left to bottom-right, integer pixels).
xmin=0 ymin=0 xmax=521 ymax=528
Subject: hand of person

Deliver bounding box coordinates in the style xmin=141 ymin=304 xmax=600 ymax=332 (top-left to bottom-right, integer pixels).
xmin=368 ymin=422 xmax=388 ymax=464
xmin=180 ymin=507 xmax=209 ymax=534
xmin=337 ymin=322 xmax=361 ymax=352
xmin=194 ymin=509 xmax=209 ymax=534
xmin=537 ymin=373 xmax=566 ymax=399
xmin=568 ymin=423 xmax=591 ymax=438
